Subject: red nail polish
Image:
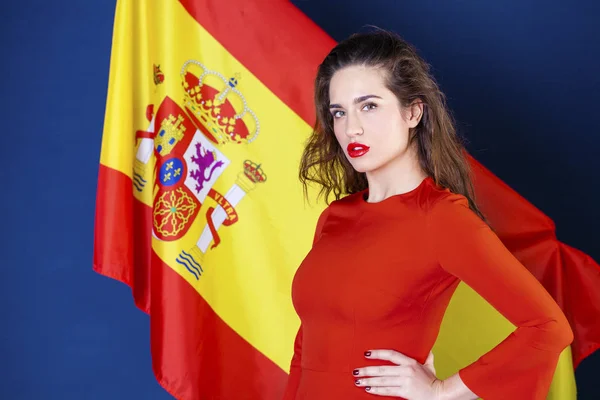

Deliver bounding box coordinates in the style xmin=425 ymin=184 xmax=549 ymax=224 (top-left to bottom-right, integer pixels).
xmin=353 ymin=369 xmax=359 ymax=375
xmin=366 ymin=386 xmax=371 ymax=391
xmin=355 ymin=380 xmax=360 ymax=385
xmin=364 ymin=351 xmax=371 ymax=357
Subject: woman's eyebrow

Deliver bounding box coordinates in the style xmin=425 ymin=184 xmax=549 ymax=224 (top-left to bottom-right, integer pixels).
xmin=329 ymin=94 xmax=383 ymax=109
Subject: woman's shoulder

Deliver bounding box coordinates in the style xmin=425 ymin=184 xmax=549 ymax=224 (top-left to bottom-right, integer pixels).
xmin=327 ymin=189 xmax=366 ymax=210
xmin=310 ymin=191 xmax=357 ymax=220
xmin=424 ymin=181 xmax=486 ymax=230
xmin=417 ymin=177 xmax=469 ymax=213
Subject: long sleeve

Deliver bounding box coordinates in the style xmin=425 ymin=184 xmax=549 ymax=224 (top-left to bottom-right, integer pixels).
xmin=282 ymin=206 xmax=330 ymax=399
xmin=428 ymin=195 xmax=573 ymax=400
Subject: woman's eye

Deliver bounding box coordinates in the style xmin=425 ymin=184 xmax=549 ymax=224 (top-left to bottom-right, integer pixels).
xmin=332 ymin=110 xmax=345 ymax=118
xmin=362 ymin=102 xmax=377 ymax=111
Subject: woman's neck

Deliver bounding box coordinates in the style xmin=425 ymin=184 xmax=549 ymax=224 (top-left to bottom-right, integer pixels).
xmin=364 ymin=150 xmax=427 ymax=203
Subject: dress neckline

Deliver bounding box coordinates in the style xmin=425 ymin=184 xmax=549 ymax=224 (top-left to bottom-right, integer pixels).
xmin=360 ymin=176 xmax=433 ymax=205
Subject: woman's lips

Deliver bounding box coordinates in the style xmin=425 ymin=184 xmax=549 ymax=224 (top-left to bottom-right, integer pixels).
xmin=347 ymin=143 xmax=370 ymax=158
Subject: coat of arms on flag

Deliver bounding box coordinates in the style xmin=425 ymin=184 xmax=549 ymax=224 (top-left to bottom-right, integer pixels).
xmin=133 ymin=60 xmax=266 ymax=279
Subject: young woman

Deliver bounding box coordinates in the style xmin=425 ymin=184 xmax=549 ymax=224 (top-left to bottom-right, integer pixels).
xmin=283 ymin=30 xmax=573 ymax=400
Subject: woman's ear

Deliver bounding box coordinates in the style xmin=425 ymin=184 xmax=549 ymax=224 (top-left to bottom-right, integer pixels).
xmin=406 ymin=100 xmax=424 ymax=128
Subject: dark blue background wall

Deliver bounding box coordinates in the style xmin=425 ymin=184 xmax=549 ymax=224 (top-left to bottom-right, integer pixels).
xmin=1 ymin=0 xmax=597 ymax=398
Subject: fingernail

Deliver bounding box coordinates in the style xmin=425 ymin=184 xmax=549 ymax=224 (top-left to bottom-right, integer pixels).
xmin=365 ymin=386 xmax=371 ymax=392
xmin=364 ymin=351 xmax=371 ymax=357
xmin=355 ymin=380 xmax=360 ymax=385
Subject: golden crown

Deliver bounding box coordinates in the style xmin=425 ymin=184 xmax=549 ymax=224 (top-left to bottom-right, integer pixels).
xmin=242 ymin=160 xmax=267 ymax=184
xmin=235 ymin=159 xmax=267 ymax=193
xmin=180 ymin=60 xmax=259 ymax=146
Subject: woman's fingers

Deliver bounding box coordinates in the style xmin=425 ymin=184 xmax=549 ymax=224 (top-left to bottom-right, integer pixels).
xmin=365 ymin=349 xmax=417 ymax=366
xmin=352 ymin=350 xmax=441 ymax=398
xmin=354 ymin=365 xmax=403 ymax=377
xmin=363 ymin=386 xmax=404 ymax=397
xmin=355 ymin=375 xmax=406 ymax=387
xmin=355 ymin=364 xmax=420 ymax=378
xmin=354 ymin=376 xmax=407 ymax=398
xmin=353 ymin=349 xmax=419 ymax=377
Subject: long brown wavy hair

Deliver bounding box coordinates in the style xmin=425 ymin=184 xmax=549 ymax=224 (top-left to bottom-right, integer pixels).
xmin=299 ymin=29 xmax=486 ymax=222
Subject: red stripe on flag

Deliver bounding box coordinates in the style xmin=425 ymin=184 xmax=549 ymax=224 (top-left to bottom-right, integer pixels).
xmin=94 ymin=165 xmax=287 ymax=399
xmin=150 ymin=250 xmax=287 ymax=400
xmin=178 ymin=0 xmax=335 ymax=125
xmin=94 ymin=164 xmax=152 ymax=312
xmin=94 ymin=164 xmax=134 ymax=288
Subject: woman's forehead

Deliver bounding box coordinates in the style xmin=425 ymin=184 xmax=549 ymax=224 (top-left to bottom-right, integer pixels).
xmin=329 ymin=66 xmax=389 ymax=100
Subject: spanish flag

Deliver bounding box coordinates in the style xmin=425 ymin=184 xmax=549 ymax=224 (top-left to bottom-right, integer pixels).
xmin=94 ymin=1 xmax=600 ymax=399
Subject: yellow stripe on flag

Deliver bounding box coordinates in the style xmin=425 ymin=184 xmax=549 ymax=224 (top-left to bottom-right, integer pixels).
xmin=102 ymin=0 xmax=324 ymax=370
xmin=101 ymin=1 xmax=157 ymax=176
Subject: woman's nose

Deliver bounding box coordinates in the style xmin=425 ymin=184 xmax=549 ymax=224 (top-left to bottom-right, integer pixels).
xmin=345 ymin=114 xmax=363 ymax=137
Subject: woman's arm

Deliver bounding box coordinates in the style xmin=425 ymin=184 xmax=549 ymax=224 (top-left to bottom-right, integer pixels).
xmin=438 ymin=372 xmax=478 ymax=400
xmin=428 ymin=194 xmax=573 ymax=400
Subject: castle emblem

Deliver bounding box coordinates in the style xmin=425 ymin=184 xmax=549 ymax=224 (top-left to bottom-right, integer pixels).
xmin=155 ymin=114 xmax=186 ymax=157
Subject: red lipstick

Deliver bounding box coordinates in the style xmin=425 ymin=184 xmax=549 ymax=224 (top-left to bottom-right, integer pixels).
xmin=347 ymin=142 xmax=370 ymax=158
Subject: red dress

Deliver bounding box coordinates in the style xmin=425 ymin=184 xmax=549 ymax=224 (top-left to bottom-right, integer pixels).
xmin=283 ymin=177 xmax=572 ymax=399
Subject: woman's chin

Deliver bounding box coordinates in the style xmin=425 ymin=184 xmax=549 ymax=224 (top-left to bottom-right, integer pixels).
xmin=348 ymin=158 xmax=374 ymax=174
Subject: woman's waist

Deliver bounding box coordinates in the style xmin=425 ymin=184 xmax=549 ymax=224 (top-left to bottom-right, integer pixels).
xmin=301 ymin=338 xmax=431 ymax=372
xmin=296 ymin=368 xmax=405 ymax=400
